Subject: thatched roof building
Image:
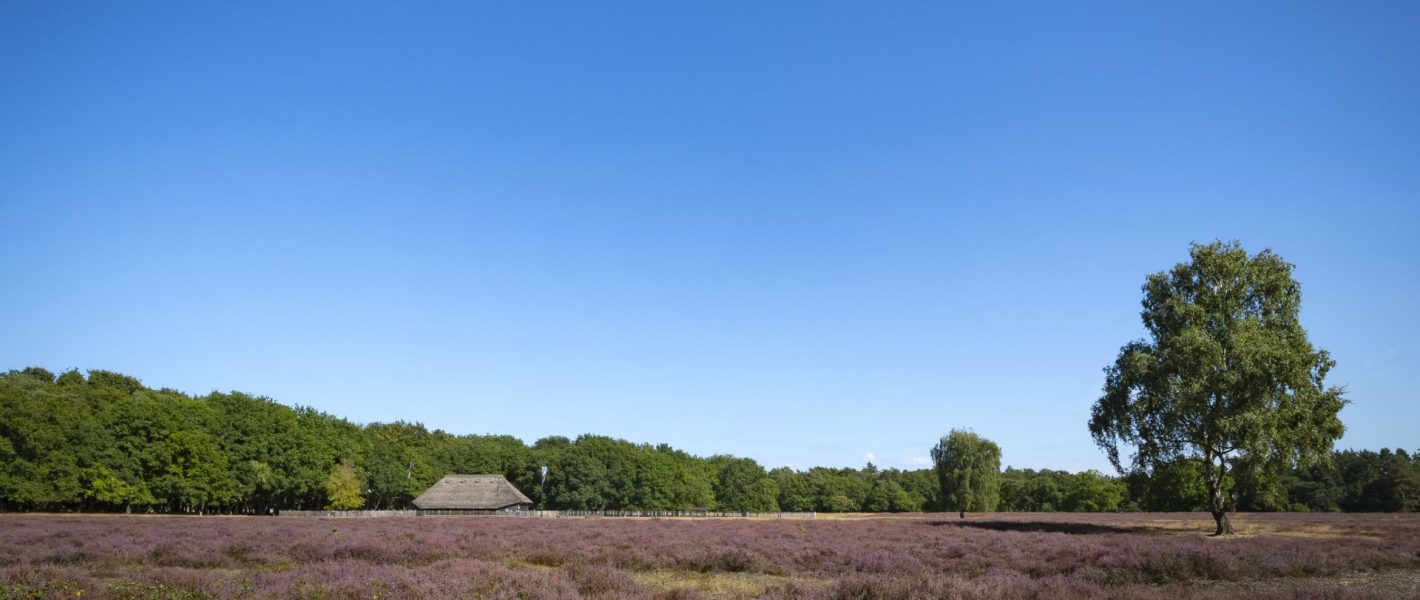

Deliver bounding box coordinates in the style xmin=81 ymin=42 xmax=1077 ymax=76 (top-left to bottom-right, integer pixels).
xmin=412 ymin=474 xmax=532 ymax=512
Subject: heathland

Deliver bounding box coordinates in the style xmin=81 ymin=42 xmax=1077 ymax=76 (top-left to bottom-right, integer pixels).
xmin=3 ymin=512 xmax=1419 ymax=599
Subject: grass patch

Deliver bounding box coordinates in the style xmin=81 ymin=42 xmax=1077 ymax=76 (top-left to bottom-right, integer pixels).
xmin=636 ymin=570 xmax=825 ymax=598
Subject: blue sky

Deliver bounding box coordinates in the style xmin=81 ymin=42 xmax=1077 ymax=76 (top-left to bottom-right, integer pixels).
xmin=2 ymin=2 xmax=1416 ymax=472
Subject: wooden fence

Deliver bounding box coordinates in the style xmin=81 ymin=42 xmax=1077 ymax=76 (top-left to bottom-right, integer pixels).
xmin=545 ymin=510 xmax=816 ymax=519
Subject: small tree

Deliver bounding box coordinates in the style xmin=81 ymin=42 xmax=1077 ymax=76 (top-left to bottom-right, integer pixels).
xmin=324 ymin=460 xmax=365 ymax=511
xmin=931 ymin=429 xmax=1001 ymax=518
xmin=1090 ymin=241 xmax=1345 ymax=535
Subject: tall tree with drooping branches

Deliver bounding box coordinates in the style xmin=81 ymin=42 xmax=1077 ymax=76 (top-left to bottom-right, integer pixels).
xmin=1090 ymin=241 xmax=1346 ymax=534
xmin=931 ymin=429 xmax=1001 ymax=519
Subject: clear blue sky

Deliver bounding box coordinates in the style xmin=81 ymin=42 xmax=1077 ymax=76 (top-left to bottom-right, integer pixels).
xmin=3 ymin=2 xmax=1416 ymax=472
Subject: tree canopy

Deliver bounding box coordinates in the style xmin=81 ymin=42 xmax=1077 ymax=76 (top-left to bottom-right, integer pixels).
xmin=0 ymin=367 xmax=944 ymax=514
xmin=931 ymin=429 xmax=1002 ymax=518
xmin=2 ymin=364 xmax=1402 ymax=516
xmin=1090 ymin=241 xmax=1346 ymax=534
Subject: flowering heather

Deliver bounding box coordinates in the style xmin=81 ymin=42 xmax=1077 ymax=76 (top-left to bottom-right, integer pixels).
xmin=2 ymin=512 xmax=1418 ymax=599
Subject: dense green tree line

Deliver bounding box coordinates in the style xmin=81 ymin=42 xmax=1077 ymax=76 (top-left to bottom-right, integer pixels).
xmin=0 ymin=368 xmax=1412 ymax=514
xmin=0 ymin=368 xmax=782 ymax=513
xmin=1282 ymin=448 xmax=1420 ymax=512
xmin=1122 ymin=450 xmax=1420 ymax=513
xmin=768 ymin=465 xmax=936 ymax=513
xmin=998 ymin=468 xmax=1127 ymax=512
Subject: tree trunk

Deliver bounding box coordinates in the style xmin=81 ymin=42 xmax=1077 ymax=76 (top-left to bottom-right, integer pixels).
xmin=1211 ymin=509 xmax=1234 ymax=535
xmin=1204 ymin=455 xmax=1235 ymax=535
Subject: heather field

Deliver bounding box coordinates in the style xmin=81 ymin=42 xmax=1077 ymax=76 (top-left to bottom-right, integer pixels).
xmin=3 ymin=513 xmax=1419 ymax=599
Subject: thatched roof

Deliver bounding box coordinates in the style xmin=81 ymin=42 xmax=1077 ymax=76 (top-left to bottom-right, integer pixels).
xmin=412 ymin=474 xmax=532 ymax=510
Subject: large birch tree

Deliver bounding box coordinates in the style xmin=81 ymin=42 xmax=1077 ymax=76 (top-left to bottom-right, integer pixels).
xmin=1090 ymin=241 xmax=1345 ymax=534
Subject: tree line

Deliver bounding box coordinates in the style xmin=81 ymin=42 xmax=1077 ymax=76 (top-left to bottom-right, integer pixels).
xmin=1 ymin=367 xmax=1413 ymax=515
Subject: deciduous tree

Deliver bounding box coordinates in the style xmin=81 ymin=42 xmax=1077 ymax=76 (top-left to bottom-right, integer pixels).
xmin=931 ymin=429 xmax=1001 ymax=518
xmin=324 ymin=460 xmax=365 ymax=510
xmin=1090 ymin=241 xmax=1345 ymax=534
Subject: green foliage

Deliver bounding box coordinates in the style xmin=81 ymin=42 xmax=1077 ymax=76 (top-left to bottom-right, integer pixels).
xmin=324 ymin=460 xmax=365 ymax=510
xmin=156 ymin=430 xmax=235 ymax=511
xmin=824 ymin=494 xmax=856 ymax=512
xmin=1123 ymin=460 xmax=1210 ymax=512
xmin=1 ymin=366 xmax=1407 ymax=515
xmin=1286 ymin=448 xmax=1420 ymax=513
xmin=1090 ymin=241 xmax=1346 ymax=534
xmin=889 ymin=488 xmax=921 ymax=512
xmin=18 ymin=367 xmax=54 ymax=382
xmin=862 ymin=480 xmax=893 ymax=512
xmin=769 ymin=467 xmax=814 ymax=511
xmin=711 ymin=456 xmax=779 ymax=512
xmin=898 ymin=468 xmax=940 ymax=511
xmin=999 ymin=468 xmax=1125 ymax=512
xmin=931 ymin=429 xmax=1001 ymax=516
xmin=543 ymin=440 xmax=614 ymax=510
xmin=1233 ymin=459 xmax=1290 ymax=512
xmin=669 ymin=455 xmax=717 ymax=509
xmin=808 ymin=467 xmax=870 ymax=511
xmin=1066 ymin=470 xmax=1126 ymax=512
xmin=1001 ymin=470 xmax=1060 ymax=512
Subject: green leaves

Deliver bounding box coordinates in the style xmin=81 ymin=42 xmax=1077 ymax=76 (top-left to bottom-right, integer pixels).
xmin=931 ymin=429 xmax=1002 ymax=515
xmin=0 ymin=362 xmax=1389 ymax=516
xmin=324 ymin=460 xmax=365 ymax=510
xmin=712 ymin=456 xmax=779 ymax=512
xmin=1091 ymin=241 xmax=1346 ymax=533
